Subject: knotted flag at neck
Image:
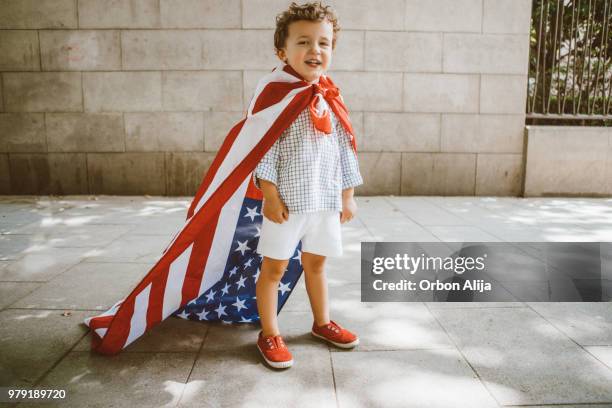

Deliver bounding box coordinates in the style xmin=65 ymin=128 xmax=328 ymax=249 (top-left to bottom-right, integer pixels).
xmin=309 ymin=83 xmax=338 ymax=134
xmin=282 ymin=63 xmax=356 ymax=144
xmin=82 ymin=61 xmax=358 ymax=355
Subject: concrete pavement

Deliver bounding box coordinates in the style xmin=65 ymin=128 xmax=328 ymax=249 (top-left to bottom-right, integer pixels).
xmin=1 ymin=195 xmax=612 ymax=407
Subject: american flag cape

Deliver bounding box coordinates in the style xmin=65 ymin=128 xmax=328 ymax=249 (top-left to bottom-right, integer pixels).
xmin=83 ymin=62 xmax=358 ymax=355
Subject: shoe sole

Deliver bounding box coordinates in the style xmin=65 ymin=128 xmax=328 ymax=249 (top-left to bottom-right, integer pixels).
xmin=257 ymin=344 xmax=293 ymax=369
xmin=311 ymin=331 xmax=360 ymax=349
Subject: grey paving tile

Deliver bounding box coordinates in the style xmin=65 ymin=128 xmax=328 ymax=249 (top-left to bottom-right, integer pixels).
xmin=0 ymin=247 xmax=88 ymax=282
xmin=0 ymin=309 xmax=90 ymax=387
xmin=74 ymin=315 xmax=208 ymax=353
xmin=574 ymin=227 xmax=612 ymax=241
xmin=0 ymin=196 xmax=80 ymax=214
xmin=12 ymin=262 xmax=152 ymax=310
xmin=430 ymin=307 xmax=612 ymax=405
xmin=3 ymin=224 xmax=134 ymax=248
xmin=201 ymin=311 xmax=319 ymax=351
xmin=423 ymin=197 xmax=522 ymax=227
xmin=528 ymin=302 xmax=612 ymax=346
xmin=476 ymin=224 xmax=576 ymax=242
xmin=520 ymin=405 xmax=612 ymax=408
xmin=82 ymin=234 xmax=171 ymax=263
xmin=584 ymin=346 xmax=612 ymax=370
xmin=3 ymin=196 xmax=612 ymax=407
xmin=387 ymin=196 xmax=469 ymax=226
xmin=510 ymin=242 xmax=550 ymax=261
xmin=326 ymin=251 xmax=362 ymax=284
xmin=0 ymin=209 xmax=50 ymax=234
xmin=332 ymin=349 xmax=499 ymax=408
xmin=0 ymin=234 xmax=37 ymax=260
xmin=0 ymin=281 xmax=41 ymax=309
xmin=280 ymin=279 xmax=311 ymax=312
xmin=427 ymin=225 xmax=502 ymax=242
xmin=0 ymin=199 xmax=39 ymax=214
xmin=179 ymin=347 xmax=336 ymax=408
xmin=20 ymin=352 xmax=195 ymax=408
xmin=1 ymin=205 xmax=93 ymax=235
xmin=427 ymin=301 xmax=526 ymax=309
xmin=44 ymin=199 xmax=190 ymax=227
xmin=328 ymin=284 xmax=454 ymax=351
xmin=354 ymin=196 xmax=396 ymax=218
xmin=360 ymin=218 xmax=442 ymax=241
xmin=506 ymin=198 xmax=612 ymax=227
xmin=342 ymin=218 xmax=374 ymax=242
xmin=128 ymin=217 xmax=186 ymax=235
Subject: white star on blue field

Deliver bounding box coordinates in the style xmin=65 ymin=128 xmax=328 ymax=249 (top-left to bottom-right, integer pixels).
xmin=173 ymin=196 xmax=303 ymax=324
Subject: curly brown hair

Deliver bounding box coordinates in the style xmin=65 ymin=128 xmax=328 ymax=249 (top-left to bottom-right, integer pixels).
xmin=274 ymin=1 xmax=340 ymax=57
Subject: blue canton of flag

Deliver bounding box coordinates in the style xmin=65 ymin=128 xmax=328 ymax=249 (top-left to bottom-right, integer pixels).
xmin=172 ymin=196 xmax=303 ymax=324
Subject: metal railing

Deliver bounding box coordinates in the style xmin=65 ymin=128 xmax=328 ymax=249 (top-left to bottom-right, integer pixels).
xmin=527 ymin=0 xmax=611 ymax=125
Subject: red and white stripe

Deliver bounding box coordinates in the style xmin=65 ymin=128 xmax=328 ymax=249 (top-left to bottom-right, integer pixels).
xmin=83 ymin=62 xmax=356 ymax=355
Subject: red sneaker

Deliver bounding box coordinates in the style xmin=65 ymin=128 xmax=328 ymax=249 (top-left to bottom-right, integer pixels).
xmin=311 ymin=320 xmax=359 ymax=349
xmin=256 ymin=331 xmax=293 ymax=369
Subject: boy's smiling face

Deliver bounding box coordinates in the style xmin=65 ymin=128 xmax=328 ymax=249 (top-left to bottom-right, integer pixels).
xmin=277 ymin=19 xmax=334 ymax=83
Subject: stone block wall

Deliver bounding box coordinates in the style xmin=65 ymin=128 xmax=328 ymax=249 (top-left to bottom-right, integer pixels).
xmin=524 ymin=126 xmax=612 ymax=196
xmin=0 ymin=0 xmax=532 ymax=196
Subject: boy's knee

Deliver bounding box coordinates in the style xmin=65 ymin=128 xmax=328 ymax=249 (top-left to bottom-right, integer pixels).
xmin=261 ymin=257 xmax=289 ymax=281
xmin=261 ymin=267 xmax=284 ymax=281
xmin=302 ymin=252 xmax=326 ymax=269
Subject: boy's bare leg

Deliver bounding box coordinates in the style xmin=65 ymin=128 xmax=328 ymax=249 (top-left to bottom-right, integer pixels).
xmin=256 ymin=256 xmax=289 ymax=337
xmin=302 ymin=252 xmax=330 ymax=326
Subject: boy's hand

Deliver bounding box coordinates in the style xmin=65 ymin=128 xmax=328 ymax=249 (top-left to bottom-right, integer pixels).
xmin=340 ymin=188 xmax=357 ymax=224
xmin=258 ymin=179 xmax=289 ymax=223
xmin=263 ymin=195 xmax=289 ymax=223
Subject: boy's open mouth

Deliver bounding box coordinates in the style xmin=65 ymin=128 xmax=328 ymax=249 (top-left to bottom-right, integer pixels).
xmin=305 ymin=59 xmax=322 ymax=67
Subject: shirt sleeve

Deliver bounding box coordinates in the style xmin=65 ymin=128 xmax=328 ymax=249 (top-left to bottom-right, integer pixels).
xmin=337 ymin=123 xmax=364 ymax=190
xmin=253 ymin=137 xmax=281 ymax=190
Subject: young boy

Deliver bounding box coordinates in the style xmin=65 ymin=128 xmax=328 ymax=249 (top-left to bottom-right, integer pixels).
xmin=254 ymin=2 xmax=363 ymax=369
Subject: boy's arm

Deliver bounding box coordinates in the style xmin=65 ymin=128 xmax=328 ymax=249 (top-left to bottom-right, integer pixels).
xmin=337 ymin=124 xmax=364 ymax=190
xmin=253 ymin=139 xmax=289 ymax=223
xmin=337 ymin=124 xmax=363 ymax=223
xmin=253 ymin=138 xmax=280 ymax=190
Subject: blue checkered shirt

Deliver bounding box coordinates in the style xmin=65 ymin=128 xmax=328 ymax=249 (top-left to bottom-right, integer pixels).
xmin=253 ymin=107 xmax=363 ymax=214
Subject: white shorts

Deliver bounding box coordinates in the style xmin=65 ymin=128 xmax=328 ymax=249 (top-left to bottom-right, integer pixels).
xmin=256 ymin=210 xmax=343 ymax=260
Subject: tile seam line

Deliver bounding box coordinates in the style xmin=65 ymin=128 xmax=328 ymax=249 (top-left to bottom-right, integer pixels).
xmin=582 ymin=346 xmax=612 ymax=371
xmin=3 ymin=256 xmax=90 ymax=309
xmin=0 ymin=281 xmax=47 ymax=284
xmin=30 ymin=328 xmax=90 ymax=389
xmin=174 ymin=324 xmax=210 ymax=407
xmin=423 ymin=301 xmax=504 ymax=407
xmin=354 ymin=214 xmax=376 ymax=238
xmin=330 ymin=346 xmax=460 ymax=353
xmin=0 ymin=283 xmax=42 ymax=312
xmin=524 ymin=302 xmax=612 ymax=372
xmin=427 ymin=305 xmax=528 ymax=310
xmin=382 ymin=196 xmax=448 ymax=243
xmin=329 ymin=347 xmax=340 ymax=408
xmin=418 ymin=196 xmax=514 ymax=242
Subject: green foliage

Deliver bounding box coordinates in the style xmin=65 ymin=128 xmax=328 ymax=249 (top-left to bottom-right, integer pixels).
xmin=528 ymin=0 xmax=611 ymax=120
